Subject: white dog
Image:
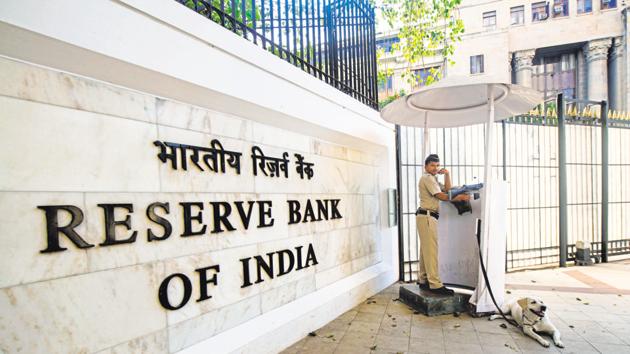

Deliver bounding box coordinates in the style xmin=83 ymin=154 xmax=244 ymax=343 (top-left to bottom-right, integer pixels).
xmin=489 ymin=296 xmax=564 ymax=348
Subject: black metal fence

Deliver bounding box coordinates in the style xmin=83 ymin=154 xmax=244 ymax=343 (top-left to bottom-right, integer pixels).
xmin=176 ymin=0 xmax=379 ymax=109
xmin=396 ymin=95 xmax=630 ymax=279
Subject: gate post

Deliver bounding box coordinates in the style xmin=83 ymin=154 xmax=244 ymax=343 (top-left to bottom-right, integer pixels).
xmin=601 ymin=101 xmax=609 ymax=263
xmin=395 ymin=125 xmax=405 ymax=280
xmin=324 ymin=5 xmax=337 ymax=86
xmin=502 ymin=120 xmax=507 ymax=181
xmin=558 ymin=94 xmax=568 ymax=267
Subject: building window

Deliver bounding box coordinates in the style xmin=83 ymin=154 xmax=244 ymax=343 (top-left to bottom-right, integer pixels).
xmin=378 ymin=75 xmax=394 ymax=95
xmin=376 ymin=37 xmax=400 ymax=53
xmin=577 ymin=0 xmax=592 ymax=13
xmin=552 ymin=0 xmax=568 ymax=17
xmin=412 ymin=67 xmax=439 ymax=88
xmin=483 ymin=11 xmax=496 ymax=29
xmin=601 ymin=0 xmax=617 ymax=10
xmin=511 ymin=6 xmax=525 ymax=25
xmin=532 ymin=2 xmax=549 ymax=22
xmin=532 ymin=53 xmax=576 ymax=100
xmin=470 ymin=55 xmax=484 ymax=74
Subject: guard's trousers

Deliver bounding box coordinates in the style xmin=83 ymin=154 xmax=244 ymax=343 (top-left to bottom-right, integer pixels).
xmin=416 ymin=214 xmax=443 ymax=289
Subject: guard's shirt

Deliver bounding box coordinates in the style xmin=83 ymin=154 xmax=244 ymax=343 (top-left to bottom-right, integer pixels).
xmin=418 ymin=172 xmax=445 ymax=212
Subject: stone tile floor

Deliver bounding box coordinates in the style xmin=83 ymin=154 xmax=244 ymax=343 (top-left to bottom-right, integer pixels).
xmin=281 ymin=260 xmax=630 ymax=354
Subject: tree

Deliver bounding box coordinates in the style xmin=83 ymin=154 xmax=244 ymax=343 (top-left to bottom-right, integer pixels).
xmin=378 ymin=0 xmax=464 ymax=92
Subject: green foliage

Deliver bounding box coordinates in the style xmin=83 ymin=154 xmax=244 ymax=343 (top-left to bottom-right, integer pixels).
xmin=379 ymin=0 xmax=465 ymax=88
xmin=376 ymin=48 xmax=394 ymax=87
xmin=379 ymin=89 xmax=406 ymax=109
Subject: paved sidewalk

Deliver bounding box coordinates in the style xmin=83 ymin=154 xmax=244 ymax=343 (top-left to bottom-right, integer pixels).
xmin=281 ymin=260 xmax=630 ymax=354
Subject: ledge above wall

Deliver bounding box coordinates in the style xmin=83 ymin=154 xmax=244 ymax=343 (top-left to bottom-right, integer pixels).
xmin=0 ymin=0 xmax=393 ymax=153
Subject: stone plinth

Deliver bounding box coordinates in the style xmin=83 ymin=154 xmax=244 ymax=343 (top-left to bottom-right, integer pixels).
xmin=399 ymin=284 xmax=471 ymax=316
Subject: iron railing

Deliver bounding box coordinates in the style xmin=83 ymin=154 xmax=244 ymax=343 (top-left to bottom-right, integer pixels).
xmin=396 ymin=95 xmax=630 ymax=279
xmin=176 ymin=0 xmax=379 ymax=109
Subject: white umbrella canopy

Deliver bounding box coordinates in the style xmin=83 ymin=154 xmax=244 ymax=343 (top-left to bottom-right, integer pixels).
xmin=380 ymin=75 xmax=543 ymax=128
xmin=381 ymin=75 xmax=543 ymax=314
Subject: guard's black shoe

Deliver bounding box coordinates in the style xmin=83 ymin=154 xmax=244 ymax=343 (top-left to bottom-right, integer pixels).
xmin=430 ymin=286 xmax=454 ymax=296
xmin=418 ymin=282 xmax=430 ymax=290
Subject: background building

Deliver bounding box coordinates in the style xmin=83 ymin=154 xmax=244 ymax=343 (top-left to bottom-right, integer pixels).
xmin=378 ymin=0 xmax=629 ymax=110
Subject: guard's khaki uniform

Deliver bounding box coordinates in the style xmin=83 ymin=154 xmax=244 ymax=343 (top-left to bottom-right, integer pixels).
xmin=417 ymin=172 xmax=445 ymax=289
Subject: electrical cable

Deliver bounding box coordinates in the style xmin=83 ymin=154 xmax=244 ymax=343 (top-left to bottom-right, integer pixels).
xmin=474 ymin=218 xmax=520 ymax=328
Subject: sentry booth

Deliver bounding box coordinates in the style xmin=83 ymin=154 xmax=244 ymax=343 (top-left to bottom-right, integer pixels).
xmin=381 ymin=75 xmax=542 ymax=313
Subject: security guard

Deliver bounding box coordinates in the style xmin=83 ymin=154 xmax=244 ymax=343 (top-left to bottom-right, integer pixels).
xmin=417 ymin=154 xmax=470 ymax=295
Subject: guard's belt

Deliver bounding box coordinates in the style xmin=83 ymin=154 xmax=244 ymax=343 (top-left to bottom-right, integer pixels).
xmin=416 ymin=208 xmax=439 ymax=220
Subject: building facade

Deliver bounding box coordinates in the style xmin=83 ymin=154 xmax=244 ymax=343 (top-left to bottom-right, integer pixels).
xmin=378 ymin=0 xmax=629 ymax=110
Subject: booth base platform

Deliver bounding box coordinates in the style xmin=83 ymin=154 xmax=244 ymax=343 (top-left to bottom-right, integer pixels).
xmin=399 ymin=284 xmax=471 ymax=316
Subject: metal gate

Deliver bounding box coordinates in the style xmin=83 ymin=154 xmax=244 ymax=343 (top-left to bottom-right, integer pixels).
xmin=396 ymin=95 xmax=630 ymax=280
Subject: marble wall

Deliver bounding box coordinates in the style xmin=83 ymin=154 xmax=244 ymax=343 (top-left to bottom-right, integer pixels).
xmin=0 ymin=56 xmax=385 ymax=353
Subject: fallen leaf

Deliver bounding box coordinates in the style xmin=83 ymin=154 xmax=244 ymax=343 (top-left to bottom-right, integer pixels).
xmin=370 ymin=345 xmax=377 ymax=350
xmin=308 ymin=332 xmax=317 ymax=337
xmin=500 ymin=323 xmax=508 ymax=329
xmin=326 ymin=334 xmax=334 ymax=338
xmin=504 ymin=343 xmax=518 ymax=351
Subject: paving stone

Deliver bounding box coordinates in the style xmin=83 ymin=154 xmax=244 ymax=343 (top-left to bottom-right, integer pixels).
xmin=374 ymin=334 xmax=409 ymax=352
xmin=337 ymin=331 xmax=377 ymax=348
xmin=354 ymin=312 xmax=384 ymax=323
xmin=589 ymin=342 xmax=630 ymax=354
xmin=408 ymin=337 xmax=446 ymax=354
xmin=410 ymin=326 xmax=443 ymax=340
xmin=347 ymin=320 xmax=381 ymax=334
xmin=286 ymin=264 xmax=630 ymax=353
xmin=444 ymin=341 xmax=484 ymax=353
